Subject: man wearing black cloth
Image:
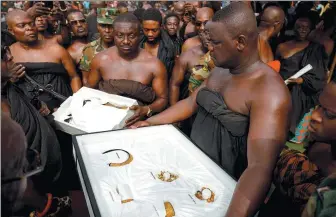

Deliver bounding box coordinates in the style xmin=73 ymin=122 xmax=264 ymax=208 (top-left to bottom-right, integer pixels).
xmin=140 ymin=8 xmax=176 ymax=79
xmin=163 ymin=12 xmax=183 ymax=56
xmin=131 ymin=3 xmax=292 ymax=217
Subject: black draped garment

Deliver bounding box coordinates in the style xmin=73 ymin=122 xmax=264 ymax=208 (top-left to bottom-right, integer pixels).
xmin=2 ymin=83 xmax=62 ymax=187
xmin=190 ymin=88 xmax=249 ymax=179
xmin=139 ymin=31 xmax=176 ymax=79
xmin=15 ymin=62 xmax=72 ymax=110
xmin=99 ymin=79 xmax=156 ymax=105
xmin=279 ymin=43 xmax=328 ymax=133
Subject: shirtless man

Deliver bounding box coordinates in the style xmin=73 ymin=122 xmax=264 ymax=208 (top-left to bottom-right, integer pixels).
xmin=131 ymin=3 xmax=291 ymax=217
xmin=35 ymin=15 xmax=63 ymax=45
xmin=140 ymin=8 xmax=176 ymax=79
xmin=66 ymin=10 xmax=97 ymax=67
xmin=86 ymin=13 xmax=168 ymax=126
xmin=7 ymin=10 xmax=81 ymax=110
xmin=169 ymin=17 xmax=214 ymax=105
xmin=258 ymin=6 xmax=285 ymax=63
xmin=182 ymin=7 xmax=214 ymax=52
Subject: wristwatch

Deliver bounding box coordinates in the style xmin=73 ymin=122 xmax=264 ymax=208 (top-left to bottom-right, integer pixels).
xmin=146 ymin=106 xmax=153 ymax=117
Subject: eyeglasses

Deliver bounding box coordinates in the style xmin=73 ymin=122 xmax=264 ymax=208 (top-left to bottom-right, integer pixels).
xmin=1 ymin=149 xmax=44 ymax=185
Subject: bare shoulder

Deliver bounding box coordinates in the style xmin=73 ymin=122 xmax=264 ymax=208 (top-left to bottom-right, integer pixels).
xmin=252 ymin=64 xmax=291 ymax=108
xmin=276 ymin=41 xmax=292 ymax=56
xmin=93 ymin=46 xmax=117 ymax=61
xmin=47 ymin=42 xmax=68 ymax=54
xmin=182 ymin=36 xmax=201 ymax=51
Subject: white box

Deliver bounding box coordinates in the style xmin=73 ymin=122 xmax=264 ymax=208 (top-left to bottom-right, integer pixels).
xmin=73 ymin=125 xmax=237 ymax=217
xmin=52 ymin=87 xmax=138 ymax=135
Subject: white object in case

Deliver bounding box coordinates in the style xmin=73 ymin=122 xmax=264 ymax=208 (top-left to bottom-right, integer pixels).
xmin=52 ymin=87 xmax=138 ymax=135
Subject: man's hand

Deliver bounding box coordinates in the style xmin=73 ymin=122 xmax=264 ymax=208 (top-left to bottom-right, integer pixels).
xmin=39 ymin=101 xmax=51 ymax=116
xmin=129 ymin=121 xmax=151 ymax=129
xmin=286 ymin=77 xmax=303 ymax=85
xmin=27 ymin=2 xmax=51 ymax=18
xmin=8 ymin=63 xmax=25 ymax=82
xmin=125 ymin=105 xmax=150 ymax=127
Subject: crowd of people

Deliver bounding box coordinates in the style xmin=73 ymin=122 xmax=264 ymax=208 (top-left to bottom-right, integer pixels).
xmin=1 ymin=1 xmax=336 ymax=217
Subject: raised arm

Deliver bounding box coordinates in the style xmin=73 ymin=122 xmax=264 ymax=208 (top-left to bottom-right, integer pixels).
xmin=225 ymin=81 xmax=291 ymax=217
xmin=169 ymin=54 xmax=189 ymax=105
xmin=60 ymin=46 xmax=82 ymax=92
xmin=85 ymin=55 xmax=102 ymax=88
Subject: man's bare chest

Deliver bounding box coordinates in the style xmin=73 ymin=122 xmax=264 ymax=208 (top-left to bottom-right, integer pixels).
xmin=100 ymin=61 xmax=154 ymax=84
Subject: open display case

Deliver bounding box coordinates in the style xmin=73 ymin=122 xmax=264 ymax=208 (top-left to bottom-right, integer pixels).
xmin=73 ymin=125 xmax=237 ymax=217
xmin=53 ymin=87 xmax=138 ymax=135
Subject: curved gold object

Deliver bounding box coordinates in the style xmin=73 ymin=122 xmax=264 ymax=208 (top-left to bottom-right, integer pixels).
xmin=195 ymin=187 xmax=215 ymax=203
xmin=157 ymin=171 xmax=179 ymax=182
xmin=121 ymin=199 xmax=133 ymax=204
xmin=102 ymin=149 xmax=133 ymax=167
xmin=164 ymin=201 xmax=175 ymax=217
xmin=108 ymin=154 xmax=133 ymax=167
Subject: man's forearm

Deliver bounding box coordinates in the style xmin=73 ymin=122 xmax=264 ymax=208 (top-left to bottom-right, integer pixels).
xmin=147 ymin=96 xmax=197 ymax=126
xmin=225 ymin=166 xmax=272 ymax=217
xmin=71 ymin=76 xmax=82 ymax=93
xmin=148 ymin=97 xmax=168 ymax=113
xmin=169 ymin=85 xmax=180 ymax=106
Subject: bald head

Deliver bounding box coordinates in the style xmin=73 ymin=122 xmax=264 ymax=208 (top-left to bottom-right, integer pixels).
xmin=212 ymin=2 xmax=257 ymax=39
xmin=6 ymin=9 xmax=30 ymax=29
xmin=260 ymin=6 xmax=285 ymax=37
xmin=206 ymin=2 xmax=259 ymax=68
xmin=6 ymin=10 xmax=37 ymax=43
xmin=196 ymin=7 xmax=214 ymax=19
xmin=174 ymin=2 xmax=185 ymax=11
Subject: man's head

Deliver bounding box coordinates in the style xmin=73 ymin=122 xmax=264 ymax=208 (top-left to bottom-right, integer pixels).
xmin=173 ymin=2 xmax=185 ymax=20
xmin=164 ymin=12 xmax=179 ymax=36
xmin=259 ymin=6 xmax=285 ymax=37
xmin=309 ymin=77 xmax=336 ymax=142
xmin=35 ymin=15 xmax=48 ymax=32
xmin=1 ymin=113 xmax=27 ymax=216
xmin=206 ymin=2 xmax=259 ymax=68
xmin=117 ymin=2 xmax=128 ymax=14
xmin=294 ymin=15 xmax=313 ymax=41
xmin=113 ymin=13 xmax=140 ymax=56
xmin=142 ymin=8 xmax=162 ymax=44
xmin=195 ymin=7 xmax=214 ymax=34
xmin=47 ymin=14 xmax=60 ymax=33
xmin=67 ymin=10 xmax=88 ymax=38
xmin=6 ymin=10 xmax=38 ymax=44
xmin=97 ymin=8 xmax=118 ymax=44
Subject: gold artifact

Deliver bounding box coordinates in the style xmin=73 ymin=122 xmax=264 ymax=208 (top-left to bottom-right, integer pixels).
xmin=102 ymin=149 xmax=133 ymax=167
xmin=164 ymin=201 xmax=175 ymax=217
xmin=195 ymin=187 xmax=215 ymax=203
xmin=121 ymin=199 xmax=133 ymax=204
xmin=157 ymin=171 xmax=179 ymax=182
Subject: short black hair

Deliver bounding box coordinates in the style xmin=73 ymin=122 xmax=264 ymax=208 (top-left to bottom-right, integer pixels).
xmin=163 ymin=12 xmax=180 ymax=25
xmin=142 ymin=8 xmax=162 ymax=24
xmin=133 ymin=8 xmax=145 ymax=22
xmin=113 ymin=12 xmax=140 ymax=30
xmin=117 ymin=2 xmax=127 ymax=8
